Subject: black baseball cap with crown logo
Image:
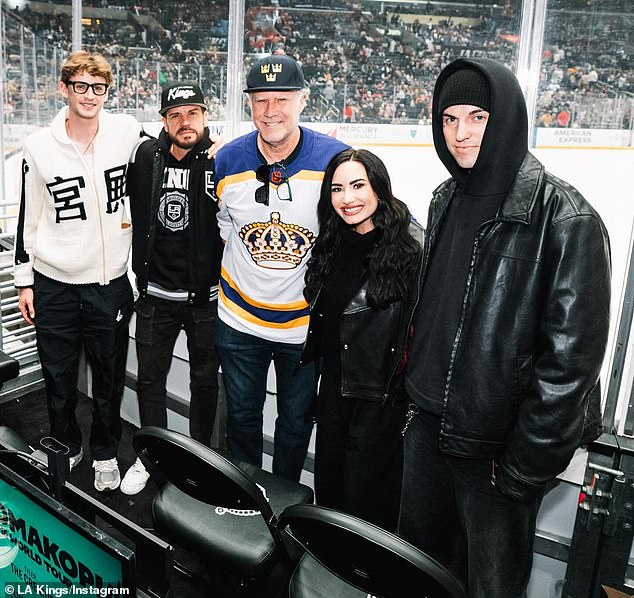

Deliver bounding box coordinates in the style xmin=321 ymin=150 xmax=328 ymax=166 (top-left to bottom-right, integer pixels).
xmin=160 ymin=81 xmax=207 ymax=115
xmin=244 ymin=55 xmax=307 ymax=93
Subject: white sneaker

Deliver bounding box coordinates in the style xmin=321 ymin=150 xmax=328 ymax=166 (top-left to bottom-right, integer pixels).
xmin=69 ymin=448 xmax=83 ymax=470
xmin=120 ymin=458 xmax=150 ymax=495
xmin=93 ymin=458 xmax=121 ymax=492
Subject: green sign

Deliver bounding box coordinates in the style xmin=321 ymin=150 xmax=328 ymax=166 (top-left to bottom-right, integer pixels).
xmin=0 ymin=478 xmax=127 ymax=592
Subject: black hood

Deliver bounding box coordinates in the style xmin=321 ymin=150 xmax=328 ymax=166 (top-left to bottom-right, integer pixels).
xmin=432 ymin=58 xmax=528 ymax=196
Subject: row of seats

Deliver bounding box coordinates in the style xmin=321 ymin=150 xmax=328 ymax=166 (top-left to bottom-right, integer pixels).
xmin=136 ymin=426 xmax=467 ymax=597
xmin=0 ymin=347 xmax=465 ymax=597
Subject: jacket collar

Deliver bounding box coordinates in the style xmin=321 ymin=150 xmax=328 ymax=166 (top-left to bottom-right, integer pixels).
xmin=496 ymin=153 xmax=544 ymax=224
xmin=51 ymin=106 xmax=111 ymax=145
xmin=433 ymin=152 xmax=544 ymax=228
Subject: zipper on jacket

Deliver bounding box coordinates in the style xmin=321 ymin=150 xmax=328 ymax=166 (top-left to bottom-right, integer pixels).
xmin=442 ymin=217 xmax=498 ymax=409
xmin=75 ymin=143 xmax=107 ymax=285
xmin=140 ymin=148 xmax=165 ymax=296
xmin=402 ymin=403 xmax=420 ymax=436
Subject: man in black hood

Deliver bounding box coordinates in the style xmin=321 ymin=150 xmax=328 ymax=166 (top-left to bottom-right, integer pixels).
xmin=398 ymin=58 xmax=611 ymax=597
xmin=122 ymin=82 xmax=224 ymax=495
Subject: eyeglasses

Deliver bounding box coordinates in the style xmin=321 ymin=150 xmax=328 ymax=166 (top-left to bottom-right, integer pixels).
xmin=255 ymin=163 xmax=293 ymax=206
xmin=66 ymin=81 xmax=109 ymax=96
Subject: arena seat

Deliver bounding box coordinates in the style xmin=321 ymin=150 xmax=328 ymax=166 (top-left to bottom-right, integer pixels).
xmin=132 ymin=426 xmax=314 ymax=595
xmin=278 ymin=504 xmax=467 ymax=598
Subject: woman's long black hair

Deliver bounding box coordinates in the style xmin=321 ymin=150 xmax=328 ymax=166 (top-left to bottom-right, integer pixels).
xmin=304 ymin=148 xmax=421 ymax=307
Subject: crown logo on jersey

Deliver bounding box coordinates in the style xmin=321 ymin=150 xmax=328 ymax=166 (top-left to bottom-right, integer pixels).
xmin=240 ymin=212 xmax=315 ymax=270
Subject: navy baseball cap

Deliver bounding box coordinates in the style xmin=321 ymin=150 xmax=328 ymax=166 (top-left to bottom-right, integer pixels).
xmin=160 ymin=81 xmax=207 ymax=115
xmin=244 ymin=55 xmax=307 ymax=93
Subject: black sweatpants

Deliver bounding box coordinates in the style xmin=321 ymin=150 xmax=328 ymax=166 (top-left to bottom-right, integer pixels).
xmin=33 ymin=271 xmax=133 ymax=461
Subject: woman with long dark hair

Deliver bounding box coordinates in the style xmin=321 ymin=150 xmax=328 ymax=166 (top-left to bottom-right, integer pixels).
xmin=301 ymin=148 xmax=423 ymax=530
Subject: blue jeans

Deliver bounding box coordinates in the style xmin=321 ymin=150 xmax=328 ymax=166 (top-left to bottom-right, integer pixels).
xmin=134 ymin=296 xmax=219 ymax=446
xmin=215 ymin=318 xmax=315 ymax=481
xmin=397 ymin=405 xmax=540 ymax=598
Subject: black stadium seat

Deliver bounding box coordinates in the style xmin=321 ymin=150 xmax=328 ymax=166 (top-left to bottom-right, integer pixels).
xmin=133 ymin=426 xmax=314 ymax=595
xmin=279 ymin=504 xmax=467 ymax=598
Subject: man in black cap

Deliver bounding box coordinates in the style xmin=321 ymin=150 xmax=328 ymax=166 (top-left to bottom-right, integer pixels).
xmin=213 ymin=55 xmax=348 ymax=481
xmin=120 ymin=81 xmax=224 ymax=494
xmin=398 ymin=58 xmax=611 ymax=597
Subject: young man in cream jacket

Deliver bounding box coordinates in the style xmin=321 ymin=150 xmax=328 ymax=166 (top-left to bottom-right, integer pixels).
xmin=14 ymin=51 xmax=143 ymax=492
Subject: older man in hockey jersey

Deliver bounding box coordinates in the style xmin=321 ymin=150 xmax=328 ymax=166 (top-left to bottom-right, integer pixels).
xmin=214 ymin=54 xmax=348 ymax=481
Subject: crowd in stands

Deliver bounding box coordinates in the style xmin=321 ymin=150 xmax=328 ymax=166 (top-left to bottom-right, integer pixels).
xmin=2 ymin=0 xmax=632 ymax=129
xmin=262 ymin=3 xmax=521 ymax=124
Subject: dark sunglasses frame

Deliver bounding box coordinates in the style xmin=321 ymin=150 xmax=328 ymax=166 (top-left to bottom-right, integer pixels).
xmin=255 ymin=164 xmax=270 ymax=206
xmin=255 ymin=163 xmax=293 ymax=206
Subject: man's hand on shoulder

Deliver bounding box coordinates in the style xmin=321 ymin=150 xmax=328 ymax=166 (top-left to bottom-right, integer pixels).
xmin=18 ymin=287 xmax=35 ymax=325
xmin=207 ymin=133 xmax=226 ymax=159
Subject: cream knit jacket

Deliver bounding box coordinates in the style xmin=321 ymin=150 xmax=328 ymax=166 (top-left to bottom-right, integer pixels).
xmin=14 ymin=107 xmax=142 ymax=287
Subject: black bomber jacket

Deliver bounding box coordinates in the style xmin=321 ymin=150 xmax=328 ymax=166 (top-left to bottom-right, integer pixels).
xmin=301 ymin=221 xmax=424 ymax=405
xmin=126 ymin=128 xmax=223 ymax=305
xmin=425 ymin=152 xmax=611 ymax=501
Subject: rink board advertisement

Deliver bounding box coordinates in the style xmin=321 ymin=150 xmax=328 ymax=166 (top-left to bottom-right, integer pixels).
xmin=6 ymin=123 xmax=632 ymax=154
xmin=0 ymin=473 xmax=132 ymax=595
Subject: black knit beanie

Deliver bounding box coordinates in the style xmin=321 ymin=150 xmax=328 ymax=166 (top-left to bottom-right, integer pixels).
xmin=438 ymin=68 xmax=490 ymax=113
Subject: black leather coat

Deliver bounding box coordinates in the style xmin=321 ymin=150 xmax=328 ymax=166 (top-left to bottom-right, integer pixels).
xmin=423 ymin=152 xmax=611 ymax=501
xmin=301 ymin=222 xmax=424 ymax=405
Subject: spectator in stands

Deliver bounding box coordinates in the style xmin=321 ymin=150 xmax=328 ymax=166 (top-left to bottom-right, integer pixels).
xmin=538 ymin=111 xmax=554 ymax=127
xmin=14 ymin=51 xmax=142 ymax=492
xmin=557 ymin=104 xmax=572 ymax=127
xmin=343 ymin=102 xmax=356 ymax=123
xmin=587 ymin=67 xmax=599 ymax=86
xmin=120 ymin=82 xmax=223 ymax=495
xmin=323 ymin=79 xmax=336 ymax=105
xmin=301 ymin=148 xmax=423 ymax=531
xmin=398 ymin=57 xmax=611 ymax=597
xmin=213 ymin=54 xmax=347 ymax=481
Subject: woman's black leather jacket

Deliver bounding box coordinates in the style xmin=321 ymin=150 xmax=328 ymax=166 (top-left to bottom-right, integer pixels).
xmin=301 ymin=222 xmax=424 ymax=405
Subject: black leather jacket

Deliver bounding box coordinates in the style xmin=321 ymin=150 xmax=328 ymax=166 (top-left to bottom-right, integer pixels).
xmin=301 ymin=222 xmax=424 ymax=405
xmin=422 ymin=152 xmax=611 ymax=501
xmin=127 ymin=129 xmax=223 ymax=305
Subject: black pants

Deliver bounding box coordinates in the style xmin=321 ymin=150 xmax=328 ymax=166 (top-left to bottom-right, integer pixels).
xmin=33 ymin=272 xmax=133 ymax=461
xmin=314 ymin=373 xmax=406 ymax=531
xmin=134 ymin=296 xmax=219 ymax=446
xmin=397 ymin=405 xmax=541 ymax=598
